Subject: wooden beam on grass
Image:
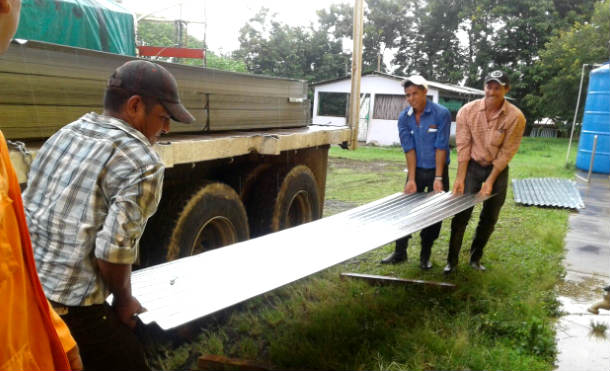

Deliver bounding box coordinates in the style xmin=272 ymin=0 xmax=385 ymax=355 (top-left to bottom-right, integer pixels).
xmin=341 ymin=272 xmax=456 ymax=289
xmin=198 ymin=354 xmax=272 ymax=371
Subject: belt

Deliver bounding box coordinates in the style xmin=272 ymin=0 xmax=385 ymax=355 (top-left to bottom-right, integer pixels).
xmin=49 ymin=300 xmax=70 ymax=316
xmin=471 ymin=160 xmax=492 ymax=168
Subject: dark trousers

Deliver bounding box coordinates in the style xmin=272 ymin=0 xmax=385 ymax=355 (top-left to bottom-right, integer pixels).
xmin=448 ymin=161 xmax=509 ymax=265
xmin=56 ymin=302 xmax=150 ymax=371
xmin=396 ymin=165 xmax=450 ymax=255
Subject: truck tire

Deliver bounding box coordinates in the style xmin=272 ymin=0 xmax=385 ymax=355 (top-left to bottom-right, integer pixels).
xmin=167 ymin=182 xmax=249 ymax=261
xmin=249 ymin=165 xmax=320 ymax=237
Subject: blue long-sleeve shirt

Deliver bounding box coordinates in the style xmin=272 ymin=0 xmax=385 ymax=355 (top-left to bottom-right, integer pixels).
xmin=397 ymin=100 xmax=451 ymax=169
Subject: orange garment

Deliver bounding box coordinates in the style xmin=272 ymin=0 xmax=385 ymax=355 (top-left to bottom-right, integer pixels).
xmin=0 ymin=131 xmax=75 ymax=371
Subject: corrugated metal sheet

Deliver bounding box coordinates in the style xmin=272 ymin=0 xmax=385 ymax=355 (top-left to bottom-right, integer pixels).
xmin=311 ymin=72 xmax=485 ymax=98
xmin=128 ymin=192 xmax=487 ymax=330
xmin=512 ymin=178 xmax=584 ymax=209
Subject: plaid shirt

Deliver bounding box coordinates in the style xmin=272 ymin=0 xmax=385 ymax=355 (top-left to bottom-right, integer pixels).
xmin=23 ymin=113 xmax=164 ymax=306
xmin=456 ymin=98 xmax=526 ymax=170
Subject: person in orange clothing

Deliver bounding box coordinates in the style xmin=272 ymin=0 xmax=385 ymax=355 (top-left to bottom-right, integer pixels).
xmin=0 ymin=0 xmax=82 ymax=369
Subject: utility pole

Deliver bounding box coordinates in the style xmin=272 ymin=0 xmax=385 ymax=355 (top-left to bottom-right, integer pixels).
xmin=348 ymin=0 xmax=364 ymax=150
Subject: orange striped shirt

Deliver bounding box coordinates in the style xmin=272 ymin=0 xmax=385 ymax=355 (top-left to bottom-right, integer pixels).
xmin=455 ymin=98 xmax=526 ymax=170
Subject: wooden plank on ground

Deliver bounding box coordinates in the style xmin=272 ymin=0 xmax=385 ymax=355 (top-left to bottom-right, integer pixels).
xmin=341 ymin=272 xmax=456 ymax=288
xmin=198 ymin=354 xmax=272 ymax=371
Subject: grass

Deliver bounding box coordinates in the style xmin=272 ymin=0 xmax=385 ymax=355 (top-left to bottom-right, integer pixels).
xmin=590 ymin=321 xmax=608 ymax=337
xmin=147 ymin=137 xmax=576 ymax=370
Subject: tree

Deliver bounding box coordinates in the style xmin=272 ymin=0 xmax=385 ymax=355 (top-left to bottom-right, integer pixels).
xmin=458 ymin=1 xmax=496 ymax=87
xmin=233 ymin=8 xmax=348 ymax=81
xmin=318 ymin=0 xmax=410 ymax=73
xmin=453 ymin=0 xmax=599 ymax=125
xmin=393 ymin=0 xmax=464 ymax=83
xmin=361 ymin=0 xmax=410 ymax=73
xmin=524 ymin=0 xmax=609 ymax=127
xmin=486 ymin=0 xmax=558 ymax=122
xmin=137 ymin=20 xmax=246 ymax=72
xmin=206 ymin=51 xmax=247 ymax=72
xmin=231 ymin=0 xmax=604 ymax=126
xmin=552 ymin=0 xmax=598 ymax=27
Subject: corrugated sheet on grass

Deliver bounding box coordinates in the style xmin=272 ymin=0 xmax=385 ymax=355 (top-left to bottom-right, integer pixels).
xmin=513 ymin=178 xmax=584 ymax=209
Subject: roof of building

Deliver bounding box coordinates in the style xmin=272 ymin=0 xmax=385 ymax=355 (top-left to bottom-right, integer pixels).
xmin=311 ymin=71 xmax=485 ymax=97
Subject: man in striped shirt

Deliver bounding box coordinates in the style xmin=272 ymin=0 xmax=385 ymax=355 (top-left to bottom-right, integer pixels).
xmin=445 ymin=70 xmax=526 ymax=274
xmin=23 ymin=60 xmax=195 ymax=370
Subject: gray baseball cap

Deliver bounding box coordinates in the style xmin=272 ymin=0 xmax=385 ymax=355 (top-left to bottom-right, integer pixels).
xmin=108 ymin=60 xmax=195 ymax=124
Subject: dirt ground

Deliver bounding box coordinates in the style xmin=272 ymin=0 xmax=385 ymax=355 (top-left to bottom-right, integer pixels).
xmin=327 ymin=158 xmax=404 ymax=174
xmin=323 ymin=157 xmax=404 ymax=216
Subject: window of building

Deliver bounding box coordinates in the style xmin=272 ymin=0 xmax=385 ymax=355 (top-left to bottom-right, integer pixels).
xmin=373 ymin=94 xmax=407 ymax=120
xmin=317 ymin=92 xmax=349 ymax=117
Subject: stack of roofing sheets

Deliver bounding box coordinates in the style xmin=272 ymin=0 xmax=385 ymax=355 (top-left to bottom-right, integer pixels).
xmin=512 ymin=178 xmax=584 ymax=209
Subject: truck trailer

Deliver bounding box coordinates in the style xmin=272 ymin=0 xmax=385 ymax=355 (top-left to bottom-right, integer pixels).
xmin=1 ymin=39 xmax=352 ymax=268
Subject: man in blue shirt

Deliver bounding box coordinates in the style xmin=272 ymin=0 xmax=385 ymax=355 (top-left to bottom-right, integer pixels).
xmin=381 ymin=76 xmax=451 ymax=269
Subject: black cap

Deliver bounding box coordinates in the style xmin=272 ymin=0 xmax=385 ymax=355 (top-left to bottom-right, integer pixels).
xmin=484 ymin=70 xmax=510 ymax=87
xmin=108 ymin=60 xmax=195 ymax=124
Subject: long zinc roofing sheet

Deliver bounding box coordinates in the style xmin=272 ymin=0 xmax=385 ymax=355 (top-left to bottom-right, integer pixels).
xmin=125 ymin=192 xmax=488 ymax=330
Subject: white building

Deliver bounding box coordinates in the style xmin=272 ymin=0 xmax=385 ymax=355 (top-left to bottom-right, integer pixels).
xmin=311 ymin=72 xmax=485 ymax=146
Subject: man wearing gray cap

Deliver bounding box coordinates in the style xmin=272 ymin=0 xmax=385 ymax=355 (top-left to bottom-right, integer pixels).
xmin=381 ymin=75 xmax=451 ymax=269
xmin=445 ymin=70 xmax=525 ymax=274
xmin=23 ymin=60 xmax=195 ymax=370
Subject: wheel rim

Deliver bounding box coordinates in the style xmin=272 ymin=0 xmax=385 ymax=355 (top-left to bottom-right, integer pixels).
xmin=191 ymin=216 xmax=238 ymax=255
xmin=286 ymin=190 xmax=312 ymax=228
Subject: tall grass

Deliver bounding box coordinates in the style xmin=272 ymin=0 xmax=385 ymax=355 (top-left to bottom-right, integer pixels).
xmin=149 ymin=138 xmax=574 ymax=370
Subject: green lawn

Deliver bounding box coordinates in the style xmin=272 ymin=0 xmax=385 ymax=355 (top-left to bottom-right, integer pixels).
xmin=150 ymin=137 xmax=576 ymax=371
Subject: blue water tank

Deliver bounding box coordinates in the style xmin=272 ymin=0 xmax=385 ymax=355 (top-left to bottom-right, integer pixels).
xmin=576 ymin=64 xmax=610 ymax=174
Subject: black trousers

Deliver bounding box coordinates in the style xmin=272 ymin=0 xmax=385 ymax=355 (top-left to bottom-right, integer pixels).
xmin=396 ymin=165 xmax=450 ymax=252
xmin=56 ymin=302 xmax=150 ymax=371
xmin=448 ymin=161 xmax=509 ymax=265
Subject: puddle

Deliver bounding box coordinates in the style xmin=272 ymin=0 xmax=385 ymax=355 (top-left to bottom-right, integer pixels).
xmin=557 ymin=275 xmax=607 ymax=302
xmin=578 ymin=244 xmax=602 ymax=253
xmin=555 ymin=173 xmax=610 ymax=370
xmin=555 ymin=315 xmax=610 ymax=371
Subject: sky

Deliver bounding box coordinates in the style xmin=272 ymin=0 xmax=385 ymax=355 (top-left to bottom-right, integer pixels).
xmin=118 ymin=0 xmax=352 ymax=53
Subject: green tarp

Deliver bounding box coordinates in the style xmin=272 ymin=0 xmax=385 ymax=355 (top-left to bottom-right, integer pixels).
xmin=15 ymin=0 xmax=135 ymax=56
